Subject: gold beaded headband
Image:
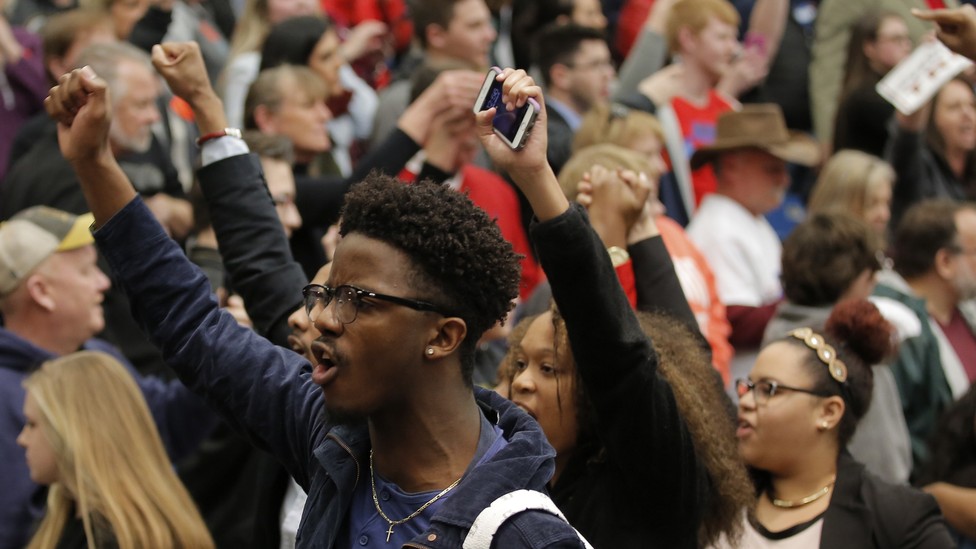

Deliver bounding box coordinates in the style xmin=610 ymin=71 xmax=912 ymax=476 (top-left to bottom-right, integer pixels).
xmin=787 ymin=327 xmax=848 ymax=384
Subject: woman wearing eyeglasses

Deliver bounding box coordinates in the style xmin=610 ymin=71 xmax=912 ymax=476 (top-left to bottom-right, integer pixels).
xmin=718 ymin=299 xmax=955 ymax=548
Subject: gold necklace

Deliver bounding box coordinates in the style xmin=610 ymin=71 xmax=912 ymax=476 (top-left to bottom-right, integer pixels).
xmin=369 ymin=450 xmax=463 ymax=543
xmin=769 ymin=481 xmax=835 ymax=509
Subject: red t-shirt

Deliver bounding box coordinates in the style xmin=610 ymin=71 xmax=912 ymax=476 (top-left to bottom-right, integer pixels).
xmin=668 ymin=90 xmax=735 ymax=206
xmin=936 ymin=308 xmax=976 ymax=382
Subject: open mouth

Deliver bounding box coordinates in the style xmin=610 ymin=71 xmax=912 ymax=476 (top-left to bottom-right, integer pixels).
xmin=310 ymin=341 xmax=339 ymax=385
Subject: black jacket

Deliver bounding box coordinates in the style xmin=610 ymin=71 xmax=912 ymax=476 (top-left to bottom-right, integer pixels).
xmin=818 ymin=452 xmax=955 ymax=548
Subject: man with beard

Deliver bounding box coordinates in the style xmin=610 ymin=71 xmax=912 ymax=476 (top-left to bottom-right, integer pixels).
xmin=875 ymin=199 xmax=976 ymax=474
xmin=2 ymin=41 xmax=191 ymax=239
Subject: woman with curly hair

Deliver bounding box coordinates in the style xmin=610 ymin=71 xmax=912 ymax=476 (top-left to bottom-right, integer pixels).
xmin=17 ymin=351 xmax=213 ymax=549
xmin=723 ymin=299 xmax=954 ymax=547
xmin=480 ymin=68 xmax=752 ymax=548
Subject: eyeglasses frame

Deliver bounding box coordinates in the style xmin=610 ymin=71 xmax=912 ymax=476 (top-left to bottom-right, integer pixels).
xmin=302 ymin=283 xmax=447 ymax=324
xmin=735 ymin=378 xmax=833 ymax=405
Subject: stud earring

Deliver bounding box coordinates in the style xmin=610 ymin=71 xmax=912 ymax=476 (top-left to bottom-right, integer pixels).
xmin=426 ymin=347 xmax=435 ymax=356
xmin=819 ymin=421 xmax=829 ymax=430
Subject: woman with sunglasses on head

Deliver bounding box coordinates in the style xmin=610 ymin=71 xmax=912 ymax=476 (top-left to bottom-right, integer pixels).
xmin=718 ymin=299 xmax=955 ymax=547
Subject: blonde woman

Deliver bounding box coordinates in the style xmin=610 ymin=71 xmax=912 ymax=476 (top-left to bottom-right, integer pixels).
xmin=572 ymin=102 xmax=665 ymax=157
xmin=808 ymin=149 xmax=895 ymax=240
xmin=17 ymin=351 xmax=213 ymax=549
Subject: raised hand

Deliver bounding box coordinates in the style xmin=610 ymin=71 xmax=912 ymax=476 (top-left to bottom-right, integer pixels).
xmin=45 ymin=66 xmax=112 ymax=163
xmin=576 ymin=166 xmax=654 ymax=247
xmin=423 ymin=107 xmax=475 ymax=172
xmin=644 ymin=0 xmax=680 ymax=34
xmin=46 ymin=66 xmax=135 ymax=225
xmin=398 ymin=69 xmax=482 ymax=145
xmin=475 ymin=69 xmax=549 ymax=176
xmin=151 ymin=41 xmax=226 ymax=133
xmin=151 ymin=42 xmax=215 ymax=107
xmin=718 ymin=44 xmax=769 ymax=99
xmin=475 ymin=68 xmax=566 ymax=220
xmin=914 ymin=5 xmax=976 ymax=61
xmin=339 ymin=20 xmax=389 ymax=62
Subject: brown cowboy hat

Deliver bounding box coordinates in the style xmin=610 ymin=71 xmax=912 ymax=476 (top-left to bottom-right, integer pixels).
xmin=689 ymin=104 xmax=820 ymax=169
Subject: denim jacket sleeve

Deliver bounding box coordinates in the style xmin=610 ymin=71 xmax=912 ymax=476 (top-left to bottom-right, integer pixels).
xmin=529 ymin=204 xmax=707 ymax=529
xmin=94 ymin=197 xmax=324 ymax=489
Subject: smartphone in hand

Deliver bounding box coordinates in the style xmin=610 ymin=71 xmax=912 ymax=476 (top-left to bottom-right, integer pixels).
xmin=473 ymin=67 xmax=540 ymax=150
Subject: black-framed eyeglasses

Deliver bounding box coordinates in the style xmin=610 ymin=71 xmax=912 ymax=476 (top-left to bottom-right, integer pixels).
xmin=735 ymin=378 xmax=832 ymax=406
xmin=302 ymin=284 xmax=446 ymax=325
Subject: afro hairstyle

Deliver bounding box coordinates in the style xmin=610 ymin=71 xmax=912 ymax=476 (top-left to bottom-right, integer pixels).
xmin=339 ymin=173 xmax=522 ymax=382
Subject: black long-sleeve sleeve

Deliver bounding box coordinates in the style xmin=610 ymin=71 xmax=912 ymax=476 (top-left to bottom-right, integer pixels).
xmin=197 ymin=154 xmax=305 ymax=346
xmin=530 ymin=204 xmax=707 ymax=547
xmin=630 ymin=236 xmax=714 ymax=363
xmin=629 ymin=236 xmax=696 ymax=328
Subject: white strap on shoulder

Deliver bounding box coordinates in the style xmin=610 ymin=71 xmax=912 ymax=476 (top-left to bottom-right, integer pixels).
xmin=461 ymin=489 xmax=594 ymax=549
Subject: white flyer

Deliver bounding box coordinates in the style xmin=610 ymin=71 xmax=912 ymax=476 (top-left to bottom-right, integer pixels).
xmin=876 ymin=40 xmax=973 ymax=115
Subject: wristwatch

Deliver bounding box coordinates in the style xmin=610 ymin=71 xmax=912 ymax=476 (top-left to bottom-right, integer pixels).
xmin=607 ymin=246 xmax=630 ymax=267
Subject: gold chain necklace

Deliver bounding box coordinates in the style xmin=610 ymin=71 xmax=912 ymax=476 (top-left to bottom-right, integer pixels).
xmin=769 ymin=481 xmax=835 ymax=509
xmin=369 ymin=450 xmax=463 ymax=543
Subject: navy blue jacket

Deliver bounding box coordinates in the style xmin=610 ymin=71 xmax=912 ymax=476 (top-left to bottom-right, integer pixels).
xmin=94 ymin=197 xmax=587 ymax=549
xmin=0 ymin=328 xmax=213 ymax=549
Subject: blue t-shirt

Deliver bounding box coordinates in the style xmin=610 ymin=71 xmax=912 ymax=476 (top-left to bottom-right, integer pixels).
xmin=339 ymin=411 xmax=508 ymax=547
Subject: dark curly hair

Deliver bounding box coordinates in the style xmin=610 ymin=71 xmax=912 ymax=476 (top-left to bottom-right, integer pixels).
xmin=783 ymin=299 xmax=895 ymax=447
xmin=502 ymin=307 xmax=753 ymax=547
xmin=781 ymin=213 xmax=882 ymax=306
xmin=339 ymin=173 xmax=522 ymax=382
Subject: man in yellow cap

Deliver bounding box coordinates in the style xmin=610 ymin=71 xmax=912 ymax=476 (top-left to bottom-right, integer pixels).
xmin=0 ymin=206 xmax=214 ymax=549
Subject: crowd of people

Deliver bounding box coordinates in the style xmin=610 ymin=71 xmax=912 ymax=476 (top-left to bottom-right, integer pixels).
xmin=5 ymin=0 xmax=976 ymax=547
